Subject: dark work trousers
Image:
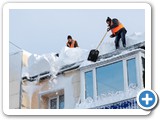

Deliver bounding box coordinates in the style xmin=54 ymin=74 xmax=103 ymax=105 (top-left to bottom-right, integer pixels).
xmin=115 ymin=30 xmax=126 ymax=49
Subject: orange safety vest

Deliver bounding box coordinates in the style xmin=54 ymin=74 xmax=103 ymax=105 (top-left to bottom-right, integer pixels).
xmin=67 ymin=40 xmax=76 ymax=48
xmin=111 ymin=21 xmax=124 ymax=35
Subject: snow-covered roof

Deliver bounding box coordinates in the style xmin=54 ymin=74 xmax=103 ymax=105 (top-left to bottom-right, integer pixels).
xmin=98 ymin=41 xmax=144 ymax=60
xmin=58 ymin=41 xmax=145 ymax=73
xmin=21 ymin=32 xmax=145 ymax=80
xmin=57 ymin=60 xmax=83 ymax=75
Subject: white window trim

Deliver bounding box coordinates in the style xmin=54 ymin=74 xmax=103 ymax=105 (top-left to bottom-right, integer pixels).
xmin=124 ymin=55 xmax=139 ymax=90
xmin=80 ymin=71 xmax=85 ymax=102
xmin=93 ymin=68 xmax=97 ymax=100
xmin=136 ymin=52 xmax=145 ymax=88
xmin=123 ymin=60 xmax=128 ymax=91
xmin=82 ymin=69 xmax=97 ymax=100
xmin=140 ymin=53 xmax=145 ymax=88
xmin=81 ymin=51 xmax=145 ymax=101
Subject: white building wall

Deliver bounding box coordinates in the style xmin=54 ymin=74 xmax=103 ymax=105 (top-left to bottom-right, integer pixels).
xmin=55 ymin=70 xmax=80 ymax=109
xmin=38 ymin=69 xmax=81 ymax=109
xmin=9 ymin=52 xmax=22 ymax=109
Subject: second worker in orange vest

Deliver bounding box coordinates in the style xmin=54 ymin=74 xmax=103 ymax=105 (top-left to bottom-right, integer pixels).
xmin=106 ymin=17 xmax=127 ymax=49
xmin=66 ymin=35 xmax=79 ymax=48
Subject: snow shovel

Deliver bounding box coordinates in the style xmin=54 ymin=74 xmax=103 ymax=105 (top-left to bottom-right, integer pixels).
xmin=87 ymin=31 xmax=108 ymax=62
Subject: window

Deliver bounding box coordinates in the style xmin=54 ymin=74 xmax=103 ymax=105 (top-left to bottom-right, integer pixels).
xmin=127 ymin=58 xmax=137 ymax=86
xmin=59 ymin=95 xmax=64 ymax=109
xmin=96 ymin=61 xmax=124 ymax=95
xmin=50 ymin=98 xmax=57 ymax=109
xmin=49 ymin=95 xmax=64 ymax=109
xmin=141 ymin=57 xmax=145 ymax=88
xmin=83 ymin=54 xmax=143 ymax=99
xmin=85 ymin=71 xmax=93 ymax=98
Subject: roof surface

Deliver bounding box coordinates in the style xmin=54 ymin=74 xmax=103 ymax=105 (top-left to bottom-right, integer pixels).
xmin=57 ymin=41 xmax=145 ymax=74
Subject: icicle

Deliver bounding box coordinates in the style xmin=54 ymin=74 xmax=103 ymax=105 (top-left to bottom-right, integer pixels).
xmin=22 ymin=81 xmax=41 ymax=109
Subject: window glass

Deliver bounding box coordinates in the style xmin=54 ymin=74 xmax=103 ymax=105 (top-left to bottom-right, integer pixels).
xmin=50 ymin=98 xmax=57 ymax=109
xmin=127 ymin=58 xmax=137 ymax=86
xmin=96 ymin=61 xmax=124 ymax=95
xmin=50 ymin=95 xmax=64 ymax=109
xmin=141 ymin=57 xmax=145 ymax=88
xmin=59 ymin=95 xmax=64 ymax=109
xmin=85 ymin=71 xmax=93 ymax=98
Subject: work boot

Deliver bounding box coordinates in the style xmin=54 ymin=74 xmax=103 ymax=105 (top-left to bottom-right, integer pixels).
xmin=116 ymin=46 xmax=119 ymax=49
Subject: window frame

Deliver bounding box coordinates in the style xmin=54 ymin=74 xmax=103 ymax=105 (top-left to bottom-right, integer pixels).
xmin=38 ymin=89 xmax=65 ymax=109
xmin=48 ymin=94 xmax=65 ymax=109
xmin=139 ymin=52 xmax=145 ymax=88
xmin=81 ymin=51 xmax=145 ymax=102
xmin=123 ymin=55 xmax=139 ymax=90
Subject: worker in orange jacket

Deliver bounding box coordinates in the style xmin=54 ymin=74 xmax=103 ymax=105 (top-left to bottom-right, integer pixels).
xmin=106 ymin=17 xmax=127 ymax=49
xmin=66 ymin=35 xmax=79 ymax=48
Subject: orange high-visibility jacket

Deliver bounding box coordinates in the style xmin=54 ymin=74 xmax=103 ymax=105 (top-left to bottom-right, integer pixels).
xmin=111 ymin=20 xmax=124 ymax=35
xmin=67 ymin=40 xmax=76 ymax=48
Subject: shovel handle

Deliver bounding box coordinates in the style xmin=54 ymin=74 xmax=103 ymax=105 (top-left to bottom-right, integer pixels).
xmin=96 ymin=31 xmax=108 ymax=50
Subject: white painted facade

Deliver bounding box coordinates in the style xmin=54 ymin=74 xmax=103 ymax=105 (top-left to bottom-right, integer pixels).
xmin=9 ymin=44 xmax=22 ymax=109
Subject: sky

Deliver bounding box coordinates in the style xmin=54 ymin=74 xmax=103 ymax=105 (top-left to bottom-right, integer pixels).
xmin=9 ymin=9 xmax=145 ymax=54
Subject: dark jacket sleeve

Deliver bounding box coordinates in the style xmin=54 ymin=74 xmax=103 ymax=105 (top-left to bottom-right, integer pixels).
xmin=66 ymin=42 xmax=70 ymax=47
xmin=110 ymin=19 xmax=119 ymax=29
xmin=75 ymin=41 xmax=79 ymax=47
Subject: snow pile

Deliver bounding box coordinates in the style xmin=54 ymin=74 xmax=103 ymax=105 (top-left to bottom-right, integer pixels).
xmin=58 ymin=47 xmax=89 ymax=67
xmin=22 ymin=50 xmax=32 ymax=67
xmin=27 ymin=53 xmax=59 ymax=77
xmin=23 ymin=47 xmax=89 ymax=78
xmin=126 ymin=32 xmax=145 ymax=46
xmin=75 ymin=84 xmax=141 ymax=109
xmin=42 ymin=53 xmax=59 ymax=77
xmin=99 ymin=32 xmax=145 ymax=55
xmin=98 ymin=37 xmax=115 ymax=55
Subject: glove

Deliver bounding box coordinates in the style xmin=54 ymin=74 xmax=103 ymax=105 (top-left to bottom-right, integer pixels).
xmin=110 ymin=34 xmax=115 ymax=38
xmin=107 ymin=28 xmax=110 ymax=32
